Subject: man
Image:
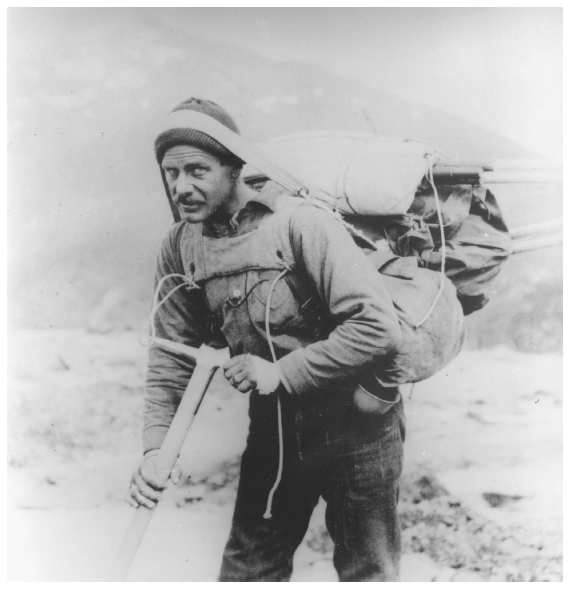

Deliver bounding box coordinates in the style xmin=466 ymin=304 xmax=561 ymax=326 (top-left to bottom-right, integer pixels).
xmin=127 ymin=98 xmax=405 ymax=581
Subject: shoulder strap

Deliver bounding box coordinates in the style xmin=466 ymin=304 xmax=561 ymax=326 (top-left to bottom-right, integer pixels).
xmin=175 ymin=222 xmax=198 ymax=279
xmin=158 ymin=110 xmax=310 ymax=198
xmin=284 ymin=272 xmax=330 ymax=339
xmin=282 ymin=209 xmax=332 ymax=337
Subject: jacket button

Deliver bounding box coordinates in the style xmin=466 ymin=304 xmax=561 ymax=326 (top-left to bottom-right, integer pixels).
xmin=229 ymin=289 xmax=242 ymax=303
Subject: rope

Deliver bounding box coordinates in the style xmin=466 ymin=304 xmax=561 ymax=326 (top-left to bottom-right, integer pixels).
xmin=143 ymin=273 xmax=200 ymax=344
xmin=262 ymin=268 xmax=289 ymax=520
xmin=414 ymin=162 xmax=447 ymax=328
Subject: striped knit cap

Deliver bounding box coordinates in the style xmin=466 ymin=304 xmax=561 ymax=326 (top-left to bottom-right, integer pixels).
xmin=155 ymin=98 xmax=243 ymax=165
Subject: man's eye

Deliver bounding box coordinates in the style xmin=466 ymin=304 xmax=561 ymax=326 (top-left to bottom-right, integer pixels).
xmin=192 ymin=167 xmax=206 ymax=178
xmin=165 ymin=169 xmax=178 ymax=180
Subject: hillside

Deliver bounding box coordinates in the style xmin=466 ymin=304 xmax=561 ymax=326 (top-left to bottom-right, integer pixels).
xmin=7 ymin=10 xmax=561 ymax=351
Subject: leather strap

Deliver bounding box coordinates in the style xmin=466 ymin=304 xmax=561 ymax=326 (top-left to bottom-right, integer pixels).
xmin=158 ymin=110 xmax=314 ymax=198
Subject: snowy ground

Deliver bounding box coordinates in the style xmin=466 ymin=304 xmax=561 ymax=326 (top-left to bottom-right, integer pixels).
xmin=7 ymin=329 xmax=563 ymax=582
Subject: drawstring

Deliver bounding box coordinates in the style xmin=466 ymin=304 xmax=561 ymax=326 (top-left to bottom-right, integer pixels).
xmin=262 ymin=268 xmax=289 ymax=519
xmin=413 ymin=163 xmax=447 ymax=328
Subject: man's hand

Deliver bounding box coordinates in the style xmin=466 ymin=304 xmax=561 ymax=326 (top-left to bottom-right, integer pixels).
xmin=223 ymin=354 xmax=282 ymax=395
xmin=125 ymin=451 xmax=183 ymax=509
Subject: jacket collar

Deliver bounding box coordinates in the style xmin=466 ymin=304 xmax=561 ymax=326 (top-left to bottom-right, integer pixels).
xmin=201 ymin=181 xmax=280 ymax=237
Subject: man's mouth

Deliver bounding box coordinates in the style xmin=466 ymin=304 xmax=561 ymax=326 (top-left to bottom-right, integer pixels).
xmin=177 ymin=198 xmax=203 ymax=212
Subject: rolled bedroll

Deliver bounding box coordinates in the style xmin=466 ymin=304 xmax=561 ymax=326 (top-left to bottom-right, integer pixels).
xmin=242 ymin=130 xmax=562 ymax=216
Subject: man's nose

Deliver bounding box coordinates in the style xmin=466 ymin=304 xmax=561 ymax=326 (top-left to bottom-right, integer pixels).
xmin=174 ymin=173 xmax=195 ymax=196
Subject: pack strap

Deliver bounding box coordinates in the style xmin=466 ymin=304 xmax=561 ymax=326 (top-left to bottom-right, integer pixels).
xmin=158 ymin=110 xmax=311 ymax=197
xmin=156 ymin=110 xmax=378 ymax=250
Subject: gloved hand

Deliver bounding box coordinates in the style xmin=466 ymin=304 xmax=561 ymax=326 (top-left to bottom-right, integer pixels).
xmin=125 ymin=449 xmax=183 ymax=509
xmin=223 ymin=354 xmax=282 ymax=395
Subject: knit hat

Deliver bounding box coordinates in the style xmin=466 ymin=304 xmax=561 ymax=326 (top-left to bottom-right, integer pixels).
xmin=155 ymin=98 xmax=243 ymax=166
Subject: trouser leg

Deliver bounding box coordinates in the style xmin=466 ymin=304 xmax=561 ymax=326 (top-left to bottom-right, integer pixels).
xmin=323 ymin=403 xmax=405 ymax=582
xmin=219 ymin=437 xmax=320 ymax=581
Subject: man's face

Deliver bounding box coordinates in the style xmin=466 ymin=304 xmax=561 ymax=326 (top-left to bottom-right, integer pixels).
xmin=161 ymin=145 xmax=236 ymax=223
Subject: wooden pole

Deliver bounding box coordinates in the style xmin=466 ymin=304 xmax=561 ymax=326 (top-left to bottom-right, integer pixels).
xmin=510 ymin=219 xmax=563 ymax=239
xmin=433 ymin=157 xmax=561 ymax=172
xmin=480 ymin=171 xmax=562 ymax=184
xmin=512 ymin=234 xmax=562 ymax=254
xmin=430 ymin=167 xmax=562 ymax=184
xmin=245 ymin=167 xmax=562 ymax=190
xmin=108 ymin=363 xmax=218 ymax=581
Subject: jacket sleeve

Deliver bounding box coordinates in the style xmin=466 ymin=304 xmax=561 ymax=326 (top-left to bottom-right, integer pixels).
xmin=277 ymin=206 xmax=402 ymax=395
xmin=143 ymin=223 xmax=209 ymax=453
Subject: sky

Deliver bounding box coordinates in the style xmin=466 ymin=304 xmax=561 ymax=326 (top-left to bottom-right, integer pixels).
xmin=150 ymin=7 xmax=562 ymax=160
xmin=7 ymin=7 xmax=562 ymax=159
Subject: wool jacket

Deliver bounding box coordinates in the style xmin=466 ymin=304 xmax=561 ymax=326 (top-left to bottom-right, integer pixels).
xmin=143 ymin=182 xmax=402 ymax=453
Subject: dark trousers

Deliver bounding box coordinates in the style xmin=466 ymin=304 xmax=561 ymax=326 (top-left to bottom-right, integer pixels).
xmin=219 ymin=398 xmax=405 ymax=582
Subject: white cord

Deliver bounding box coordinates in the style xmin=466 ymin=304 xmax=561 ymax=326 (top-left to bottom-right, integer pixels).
xmin=262 ymin=268 xmax=289 ymax=519
xmin=144 ymin=273 xmax=200 ymax=344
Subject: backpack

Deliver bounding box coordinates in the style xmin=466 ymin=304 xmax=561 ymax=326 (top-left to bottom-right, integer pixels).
xmin=283 ymin=235 xmax=466 ymax=385
xmin=245 ymin=132 xmax=512 ymax=316
xmin=345 ymin=183 xmax=512 ymax=315
xmin=156 ymin=116 xmax=475 ymax=383
xmin=411 ymin=184 xmax=512 ymax=314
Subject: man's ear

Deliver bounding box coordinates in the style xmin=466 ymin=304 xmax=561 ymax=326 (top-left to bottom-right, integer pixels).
xmin=230 ymin=167 xmax=242 ymax=180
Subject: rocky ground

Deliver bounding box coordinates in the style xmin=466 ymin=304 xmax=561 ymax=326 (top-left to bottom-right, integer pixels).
xmin=7 ymin=329 xmax=563 ymax=582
